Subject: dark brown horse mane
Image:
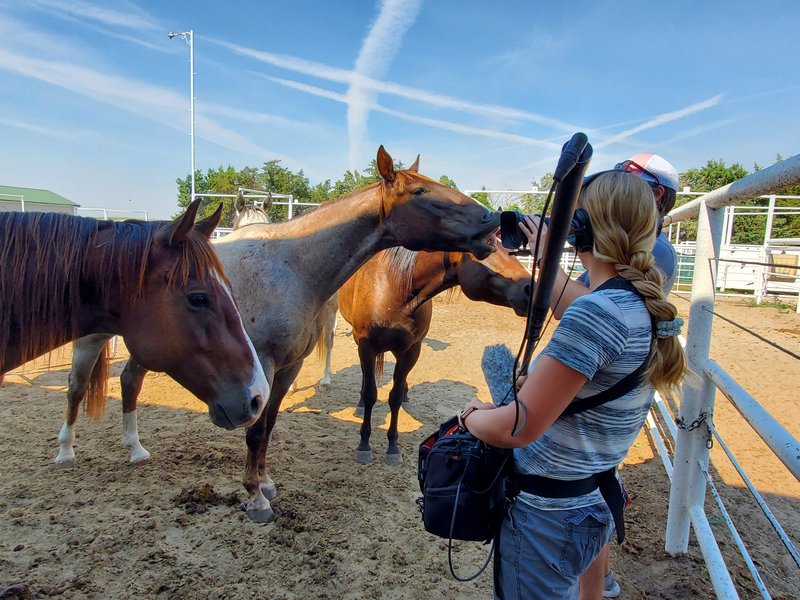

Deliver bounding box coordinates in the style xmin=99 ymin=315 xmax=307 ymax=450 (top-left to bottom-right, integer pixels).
xmin=0 ymin=212 xmax=225 ymax=370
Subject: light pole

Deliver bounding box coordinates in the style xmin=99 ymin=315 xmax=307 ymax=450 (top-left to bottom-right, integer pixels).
xmin=168 ymin=29 xmax=195 ymax=203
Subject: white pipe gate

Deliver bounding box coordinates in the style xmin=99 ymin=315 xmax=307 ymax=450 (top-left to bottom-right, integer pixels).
xmin=661 ymin=154 xmax=800 ymax=599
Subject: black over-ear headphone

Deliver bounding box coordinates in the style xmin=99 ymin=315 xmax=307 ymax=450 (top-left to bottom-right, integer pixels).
xmin=568 ymin=208 xmax=594 ymax=253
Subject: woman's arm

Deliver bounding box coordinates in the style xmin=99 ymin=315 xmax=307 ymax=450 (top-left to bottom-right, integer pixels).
xmin=518 ymin=215 xmax=589 ymax=319
xmin=463 ymin=355 xmax=587 ymax=448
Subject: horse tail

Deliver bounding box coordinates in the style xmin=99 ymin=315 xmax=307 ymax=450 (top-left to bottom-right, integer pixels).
xmin=85 ymin=341 xmax=109 ymax=420
xmin=375 ymin=353 xmax=385 ymax=383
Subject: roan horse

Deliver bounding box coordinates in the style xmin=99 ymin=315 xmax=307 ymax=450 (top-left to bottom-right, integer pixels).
xmin=70 ymin=146 xmax=499 ymax=522
xmin=59 ymin=189 xmax=335 ymax=466
xmin=338 ymin=243 xmax=531 ymax=465
xmin=0 ymin=201 xmax=269 ymax=444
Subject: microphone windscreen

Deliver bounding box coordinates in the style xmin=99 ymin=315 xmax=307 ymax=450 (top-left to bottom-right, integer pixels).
xmin=481 ymin=344 xmax=516 ymax=407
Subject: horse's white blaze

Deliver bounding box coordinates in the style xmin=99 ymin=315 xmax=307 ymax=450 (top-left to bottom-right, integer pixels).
xmin=121 ymin=410 xmax=151 ymax=464
xmin=54 ymin=422 xmax=76 ymax=466
xmin=216 ymin=274 xmax=269 ymax=425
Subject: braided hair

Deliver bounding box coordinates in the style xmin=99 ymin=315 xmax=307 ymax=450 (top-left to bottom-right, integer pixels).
xmin=579 ymin=171 xmax=688 ymax=396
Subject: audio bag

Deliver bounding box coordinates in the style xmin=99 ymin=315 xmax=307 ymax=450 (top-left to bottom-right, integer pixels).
xmin=416 ymin=416 xmax=511 ymax=543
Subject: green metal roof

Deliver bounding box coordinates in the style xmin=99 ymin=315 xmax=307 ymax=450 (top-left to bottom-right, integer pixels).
xmin=0 ymin=185 xmax=79 ymax=206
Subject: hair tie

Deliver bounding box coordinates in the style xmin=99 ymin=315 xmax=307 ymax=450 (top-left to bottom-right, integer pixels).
xmin=655 ymin=317 xmax=683 ymax=338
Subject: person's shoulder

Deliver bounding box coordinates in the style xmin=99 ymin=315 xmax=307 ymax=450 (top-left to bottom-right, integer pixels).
xmin=566 ymin=288 xmax=627 ymax=322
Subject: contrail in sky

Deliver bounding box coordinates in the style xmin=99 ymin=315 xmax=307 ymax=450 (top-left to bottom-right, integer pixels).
xmin=208 ymin=38 xmax=583 ymax=132
xmin=347 ymin=0 xmax=424 ymax=169
xmin=264 ymin=75 xmax=562 ymax=150
xmin=594 ymin=94 xmax=725 ymax=149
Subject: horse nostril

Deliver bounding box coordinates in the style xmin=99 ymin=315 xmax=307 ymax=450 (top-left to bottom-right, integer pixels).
xmin=250 ymin=395 xmax=263 ymax=417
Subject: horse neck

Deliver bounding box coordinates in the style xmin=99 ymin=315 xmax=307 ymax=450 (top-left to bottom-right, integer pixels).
xmin=401 ymin=251 xmax=464 ymax=316
xmin=228 ymin=185 xmax=387 ymax=302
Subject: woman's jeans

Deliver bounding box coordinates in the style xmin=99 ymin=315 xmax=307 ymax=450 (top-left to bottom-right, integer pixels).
xmin=494 ymin=498 xmax=615 ymax=600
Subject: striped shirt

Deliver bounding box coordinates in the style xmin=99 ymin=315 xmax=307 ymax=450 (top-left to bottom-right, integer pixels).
xmin=515 ymin=286 xmax=653 ymax=510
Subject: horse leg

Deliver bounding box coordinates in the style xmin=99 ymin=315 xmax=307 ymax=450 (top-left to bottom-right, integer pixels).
xmin=385 ymin=342 xmax=422 ymax=465
xmin=243 ymin=360 xmax=296 ymax=524
xmin=317 ymin=296 xmax=338 ymax=390
xmin=55 ymin=334 xmax=108 ymax=468
xmin=355 ymin=343 xmax=378 ymax=464
xmin=120 ymin=358 xmax=150 ymax=465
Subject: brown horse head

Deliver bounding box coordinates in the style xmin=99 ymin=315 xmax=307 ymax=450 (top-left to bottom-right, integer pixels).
xmin=117 ymin=201 xmax=269 ymax=429
xmin=0 ymin=200 xmax=268 ymax=430
xmin=456 ymin=237 xmax=532 ymax=316
xmin=376 ymin=146 xmax=499 ymax=259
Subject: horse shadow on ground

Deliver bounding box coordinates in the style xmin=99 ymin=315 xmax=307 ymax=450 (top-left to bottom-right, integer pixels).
xmin=291 ymin=362 xmax=476 ymax=435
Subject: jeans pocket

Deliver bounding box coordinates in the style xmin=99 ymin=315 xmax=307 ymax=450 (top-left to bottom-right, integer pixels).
xmin=557 ymin=504 xmax=613 ymax=578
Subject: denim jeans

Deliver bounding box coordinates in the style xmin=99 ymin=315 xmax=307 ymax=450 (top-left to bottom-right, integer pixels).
xmin=493 ymin=498 xmax=615 ymax=600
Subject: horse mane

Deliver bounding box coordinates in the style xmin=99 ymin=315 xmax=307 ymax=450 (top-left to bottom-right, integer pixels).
xmin=0 ymin=212 xmax=225 ymax=369
xmin=382 ymin=247 xmax=418 ymax=298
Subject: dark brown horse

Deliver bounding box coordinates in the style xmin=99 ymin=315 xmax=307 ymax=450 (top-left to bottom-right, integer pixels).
xmin=0 ymin=200 xmax=269 ymax=449
xmin=338 ymin=242 xmax=530 ymax=465
xmin=67 ymin=146 xmax=499 ymax=521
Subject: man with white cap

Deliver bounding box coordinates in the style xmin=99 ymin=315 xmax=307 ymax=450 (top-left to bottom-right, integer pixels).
xmin=543 ymin=153 xmax=680 ymax=319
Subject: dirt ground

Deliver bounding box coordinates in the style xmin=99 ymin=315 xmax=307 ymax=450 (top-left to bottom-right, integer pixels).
xmin=0 ymin=293 xmax=798 ymax=599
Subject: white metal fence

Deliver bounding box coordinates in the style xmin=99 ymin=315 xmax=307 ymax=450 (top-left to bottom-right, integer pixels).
xmin=656 ymin=154 xmax=800 ymax=599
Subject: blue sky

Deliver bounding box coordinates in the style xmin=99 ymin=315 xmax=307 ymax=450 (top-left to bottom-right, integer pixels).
xmin=0 ymin=0 xmax=798 ymax=219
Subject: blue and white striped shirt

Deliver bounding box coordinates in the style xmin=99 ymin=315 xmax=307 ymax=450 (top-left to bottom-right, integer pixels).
xmin=515 ymin=286 xmax=653 ymax=510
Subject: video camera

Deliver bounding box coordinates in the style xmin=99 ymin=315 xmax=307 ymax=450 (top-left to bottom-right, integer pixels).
xmin=498 ymin=210 xmax=549 ymax=251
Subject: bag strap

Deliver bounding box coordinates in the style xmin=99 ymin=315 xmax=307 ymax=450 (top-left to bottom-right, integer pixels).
xmin=562 ymin=276 xmax=652 ymax=417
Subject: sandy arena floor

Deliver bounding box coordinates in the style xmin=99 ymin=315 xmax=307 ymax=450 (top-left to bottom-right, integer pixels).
xmin=0 ymin=293 xmax=798 ymax=599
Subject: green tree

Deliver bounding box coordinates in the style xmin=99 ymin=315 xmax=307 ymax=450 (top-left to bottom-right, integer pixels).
xmin=676 ymin=160 xmax=752 ymax=242
xmin=439 ymin=174 xmax=458 ymax=190
xmin=468 ymin=187 xmax=493 ymax=210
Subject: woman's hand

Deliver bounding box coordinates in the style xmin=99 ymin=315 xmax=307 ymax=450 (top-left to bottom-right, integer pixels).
xmin=515 ymin=373 xmax=528 ymax=392
xmin=458 ymin=397 xmax=494 ymax=429
xmin=519 ymin=214 xmax=547 ymax=246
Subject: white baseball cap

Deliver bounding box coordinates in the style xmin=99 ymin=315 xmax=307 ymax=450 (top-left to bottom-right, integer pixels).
xmin=616 ymin=153 xmax=679 ymax=191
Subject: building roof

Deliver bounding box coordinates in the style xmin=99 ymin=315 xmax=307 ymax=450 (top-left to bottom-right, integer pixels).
xmin=0 ymin=185 xmax=79 ymax=206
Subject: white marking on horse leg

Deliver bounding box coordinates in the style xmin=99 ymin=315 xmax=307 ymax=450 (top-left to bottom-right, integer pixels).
xmin=54 ymin=422 xmax=76 ymax=468
xmin=122 ymin=410 xmax=151 ymax=465
xmin=246 ymin=487 xmax=274 ymax=523
xmin=260 ymin=474 xmax=277 ymax=501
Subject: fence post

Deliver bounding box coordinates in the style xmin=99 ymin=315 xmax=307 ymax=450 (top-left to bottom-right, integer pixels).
xmin=665 ymin=199 xmax=725 ymax=554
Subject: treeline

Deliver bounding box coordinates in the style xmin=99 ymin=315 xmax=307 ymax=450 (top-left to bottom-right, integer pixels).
xmin=175 ymin=157 xmax=458 ymax=226
xmin=177 ymin=156 xmax=799 ymax=243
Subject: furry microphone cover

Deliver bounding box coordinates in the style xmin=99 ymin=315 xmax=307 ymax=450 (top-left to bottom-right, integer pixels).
xmin=481 ymin=344 xmax=516 ymax=407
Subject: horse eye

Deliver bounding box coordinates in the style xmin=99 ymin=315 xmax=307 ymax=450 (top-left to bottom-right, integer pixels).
xmin=187 ymin=293 xmax=210 ymax=309
xmin=411 ymin=187 xmax=426 ymax=196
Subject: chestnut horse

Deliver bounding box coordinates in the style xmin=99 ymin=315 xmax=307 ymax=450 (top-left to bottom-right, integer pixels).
xmin=61 ymin=192 xmax=334 ymax=467
xmin=338 ymin=243 xmax=531 ymax=465
xmin=0 ymin=201 xmax=269 ymax=441
xmin=69 ymin=146 xmax=499 ymax=522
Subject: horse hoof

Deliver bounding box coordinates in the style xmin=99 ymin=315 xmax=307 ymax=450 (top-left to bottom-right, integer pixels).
xmin=354 ymin=406 xmax=365 ymax=418
xmin=247 ymin=507 xmax=275 ymax=524
xmin=384 ymin=453 xmax=403 ymax=466
xmin=54 ymin=458 xmax=76 ymax=469
xmin=318 ymin=381 xmax=332 ymax=391
xmin=130 ymin=455 xmax=152 ymax=467
xmin=355 ymin=450 xmax=374 ymax=464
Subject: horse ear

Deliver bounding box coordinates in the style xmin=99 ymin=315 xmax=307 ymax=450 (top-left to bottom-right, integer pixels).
xmin=194 ymin=203 xmax=223 ymax=239
xmin=168 ymin=198 xmax=201 ymax=245
xmin=408 ymin=155 xmax=420 ymax=172
xmin=377 ymin=145 xmax=396 ymax=182
xmin=264 ymin=191 xmax=274 ymax=211
xmin=234 ymin=190 xmax=245 ymax=212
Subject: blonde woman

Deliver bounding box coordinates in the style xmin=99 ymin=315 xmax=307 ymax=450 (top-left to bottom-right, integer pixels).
xmin=459 ymin=171 xmax=688 ymax=599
